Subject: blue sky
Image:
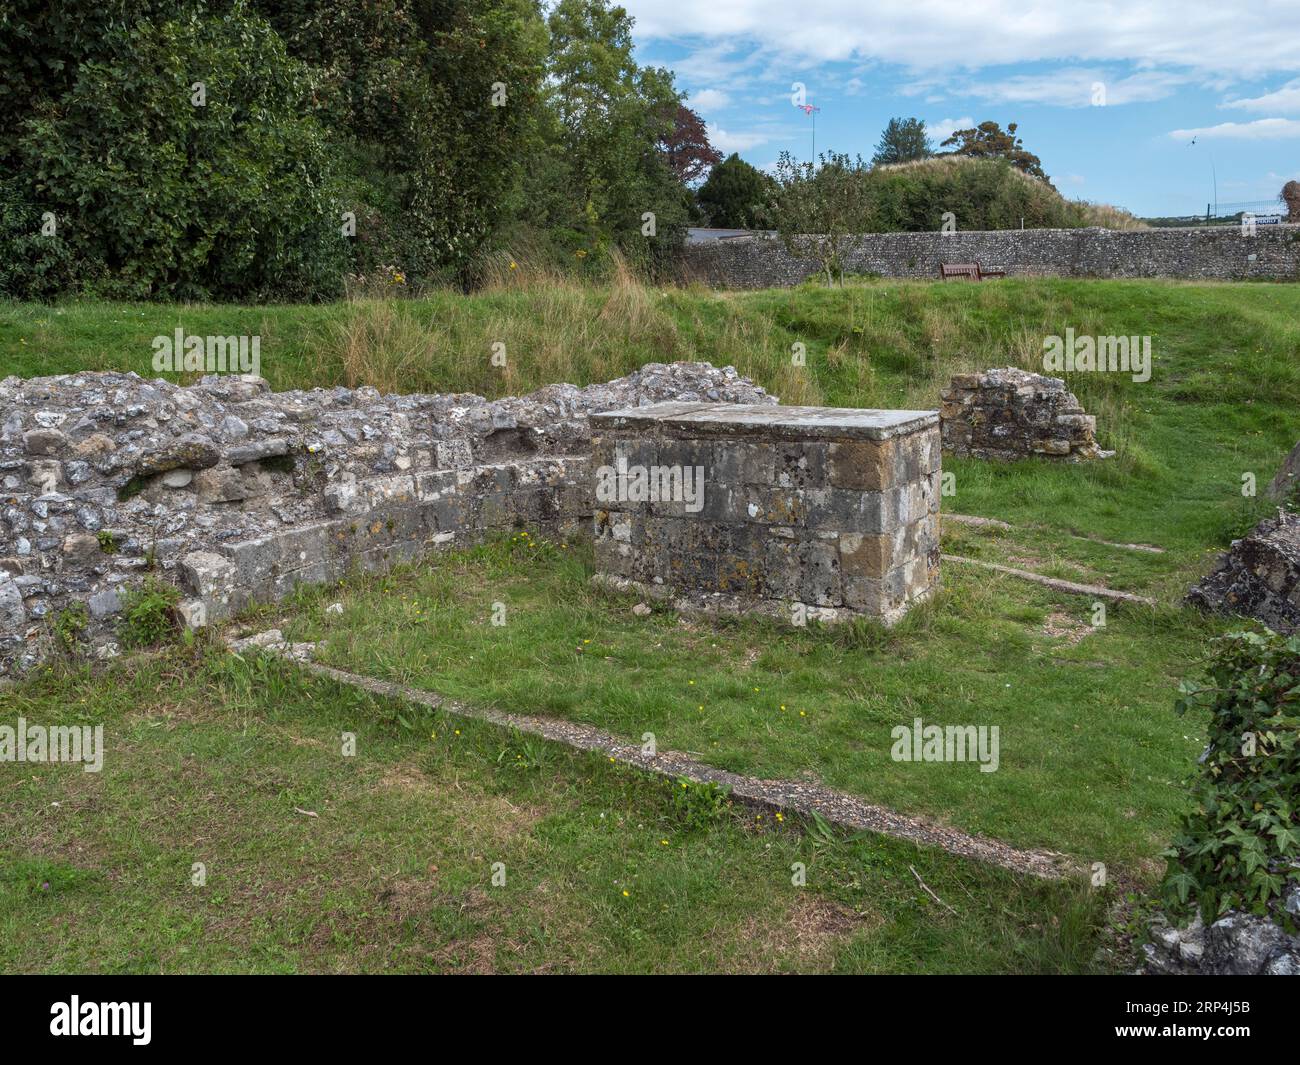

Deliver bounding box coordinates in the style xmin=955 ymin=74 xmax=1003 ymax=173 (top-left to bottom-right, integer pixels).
xmin=621 ymin=0 xmax=1300 ymax=217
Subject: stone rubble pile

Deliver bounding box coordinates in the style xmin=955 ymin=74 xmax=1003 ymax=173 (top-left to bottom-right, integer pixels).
xmin=0 ymin=362 xmax=773 ymax=675
xmin=1144 ymin=886 xmax=1300 ymax=975
xmin=1187 ymin=510 xmax=1300 ymax=633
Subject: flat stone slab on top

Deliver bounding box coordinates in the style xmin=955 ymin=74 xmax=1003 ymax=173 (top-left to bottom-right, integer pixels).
xmin=590 ymin=401 xmax=939 ymax=442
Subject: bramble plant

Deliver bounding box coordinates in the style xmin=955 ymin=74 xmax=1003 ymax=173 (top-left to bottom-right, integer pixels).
xmin=1162 ymin=629 xmax=1300 ymax=925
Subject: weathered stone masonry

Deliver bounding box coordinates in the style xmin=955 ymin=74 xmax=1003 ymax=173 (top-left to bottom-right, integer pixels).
xmin=589 ymin=403 xmax=941 ymax=624
xmin=680 ymin=225 xmax=1300 ymax=287
xmin=940 ymin=368 xmax=1108 ymax=461
xmin=0 ymin=363 xmax=773 ymax=676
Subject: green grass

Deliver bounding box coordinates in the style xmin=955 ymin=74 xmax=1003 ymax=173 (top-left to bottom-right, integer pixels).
xmin=275 ymin=532 xmax=1223 ymax=875
xmin=0 ymin=652 xmax=1110 ymax=974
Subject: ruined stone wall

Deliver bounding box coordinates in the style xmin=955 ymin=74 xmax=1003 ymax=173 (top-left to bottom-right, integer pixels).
xmin=1187 ymin=510 xmax=1300 ymax=633
xmin=679 ymin=225 xmax=1300 ymax=287
xmin=940 ymin=368 xmax=1107 ymax=461
xmin=0 ymin=363 xmax=773 ymax=676
xmin=588 ymin=402 xmax=941 ymax=624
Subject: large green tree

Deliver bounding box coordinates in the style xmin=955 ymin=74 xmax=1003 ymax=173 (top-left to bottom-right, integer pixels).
xmin=251 ymin=0 xmax=548 ymax=283
xmin=527 ymin=0 xmax=689 ymax=272
xmin=0 ymin=0 xmax=694 ymax=297
xmin=871 ymin=118 xmax=933 ymax=167
xmin=696 ymin=153 xmax=774 ymax=228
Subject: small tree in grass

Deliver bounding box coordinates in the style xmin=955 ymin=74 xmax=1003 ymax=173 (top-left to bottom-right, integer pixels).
xmin=771 ymin=151 xmax=873 ymax=286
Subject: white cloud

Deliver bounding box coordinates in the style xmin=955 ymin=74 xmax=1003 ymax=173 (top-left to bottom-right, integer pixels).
xmin=706 ymin=124 xmax=770 ymax=153
xmin=1169 ymin=118 xmax=1300 ymax=141
xmin=927 ymin=116 xmax=974 ymax=143
xmin=623 ymin=1 xmax=1300 ymax=76
xmin=689 ymin=88 xmax=732 ymax=111
xmin=1222 ymin=79 xmax=1300 ymax=114
xmin=940 ymin=68 xmax=1188 ymax=108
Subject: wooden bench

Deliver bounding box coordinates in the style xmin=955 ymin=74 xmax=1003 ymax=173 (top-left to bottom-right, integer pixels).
xmin=939 ymin=262 xmax=1005 ymax=281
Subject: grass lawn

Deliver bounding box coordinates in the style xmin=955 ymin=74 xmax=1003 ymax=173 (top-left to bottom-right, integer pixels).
xmin=1 ymin=276 xmax=1296 ymax=972
xmin=278 ymin=532 xmax=1220 ymax=874
xmin=0 ymin=652 xmax=1106 ymax=974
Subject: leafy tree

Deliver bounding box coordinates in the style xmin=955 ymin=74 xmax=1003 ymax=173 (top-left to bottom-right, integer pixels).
xmin=939 ymin=121 xmax=1050 ymax=184
xmin=871 ymin=117 xmax=933 ymax=167
xmin=0 ymin=1 xmax=180 ymax=171
xmin=536 ymin=0 xmax=689 ymax=273
xmin=771 ymin=151 xmax=874 ymax=285
xmin=0 ymin=178 xmax=79 ymax=299
xmin=696 ymin=153 xmax=774 ymax=228
xmin=0 ymin=0 xmax=697 ymax=296
xmin=659 ymin=104 xmax=721 ymax=186
xmin=252 ymin=0 xmax=549 ymax=284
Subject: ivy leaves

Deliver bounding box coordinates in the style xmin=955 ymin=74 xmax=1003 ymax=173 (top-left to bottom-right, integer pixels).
xmin=1163 ymin=630 xmax=1300 ymax=926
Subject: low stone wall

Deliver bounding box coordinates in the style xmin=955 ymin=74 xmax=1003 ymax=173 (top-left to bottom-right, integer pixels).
xmin=588 ymin=402 xmax=941 ymax=624
xmin=0 ymin=363 xmax=774 ymax=675
xmin=940 ymin=368 xmax=1107 ymax=461
xmin=679 ymin=225 xmax=1300 ymax=287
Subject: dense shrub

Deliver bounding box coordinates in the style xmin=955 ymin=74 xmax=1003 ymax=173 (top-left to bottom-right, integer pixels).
xmin=867 ymin=156 xmax=1097 ymax=231
xmin=1162 ymin=629 xmax=1300 ymax=924
xmin=766 ymin=155 xmax=1144 ymax=242
xmin=1 ymin=0 xmax=696 ymax=298
xmin=0 ymin=177 xmax=82 ymax=299
xmin=11 ymin=6 xmax=348 ymax=301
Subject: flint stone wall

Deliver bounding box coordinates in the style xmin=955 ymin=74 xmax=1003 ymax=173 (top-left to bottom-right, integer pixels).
xmin=940 ymin=368 xmax=1107 ymax=460
xmin=679 ymin=225 xmax=1300 ymax=288
xmin=588 ymin=402 xmax=941 ymax=624
xmin=1187 ymin=510 xmax=1300 ymax=632
xmin=0 ymin=363 xmax=774 ymax=675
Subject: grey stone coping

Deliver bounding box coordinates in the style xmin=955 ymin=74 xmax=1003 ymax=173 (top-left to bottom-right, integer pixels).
xmin=590 ymin=401 xmax=939 ymax=441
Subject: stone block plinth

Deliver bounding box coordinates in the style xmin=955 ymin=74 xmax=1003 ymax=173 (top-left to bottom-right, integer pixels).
xmin=588 ymin=402 xmax=941 ymax=624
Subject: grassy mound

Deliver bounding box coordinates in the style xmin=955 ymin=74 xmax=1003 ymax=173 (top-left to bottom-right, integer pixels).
xmin=863 ymin=155 xmax=1145 ymax=231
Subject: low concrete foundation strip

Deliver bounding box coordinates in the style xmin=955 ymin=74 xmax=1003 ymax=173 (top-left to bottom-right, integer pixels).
xmin=942 ymin=554 xmax=1156 ymax=605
